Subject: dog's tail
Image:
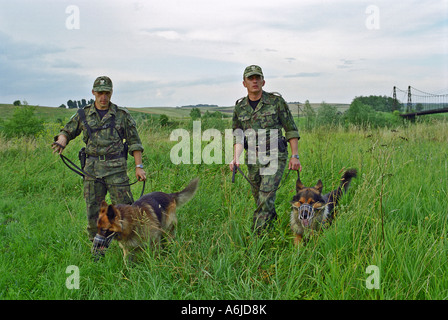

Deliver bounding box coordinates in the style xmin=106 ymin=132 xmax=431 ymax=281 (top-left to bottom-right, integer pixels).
xmin=326 ymin=169 xmax=357 ymax=207
xmin=173 ymin=178 xmax=199 ymax=208
xmin=340 ymin=168 xmax=357 ymax=193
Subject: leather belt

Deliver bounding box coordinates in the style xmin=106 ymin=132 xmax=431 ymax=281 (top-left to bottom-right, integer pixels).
xmin=86 ymin=152 xmax=125 ymax=161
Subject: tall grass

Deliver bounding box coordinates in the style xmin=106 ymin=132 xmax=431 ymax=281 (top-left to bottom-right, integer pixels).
xmin=0 ymin=118 xmax=447 ymax=300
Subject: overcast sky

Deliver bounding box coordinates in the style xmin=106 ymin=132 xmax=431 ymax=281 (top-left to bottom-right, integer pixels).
xmin=0 ymin=0 xmax=447 ymax=107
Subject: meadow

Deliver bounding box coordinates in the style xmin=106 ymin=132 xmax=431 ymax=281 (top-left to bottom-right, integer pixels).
xmin=0 ymin=106 xmax=447 ymax=300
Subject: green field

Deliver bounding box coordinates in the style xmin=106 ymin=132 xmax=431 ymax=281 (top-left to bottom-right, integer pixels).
xmin=0 ymin=105 xmax=447 ymax=300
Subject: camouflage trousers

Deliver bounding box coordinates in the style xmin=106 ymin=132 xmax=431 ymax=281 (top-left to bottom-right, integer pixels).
xmin=246 ymin=151 xmax=288 ymax=232
xmin=83 ymin=171 xmax=134 ymax=240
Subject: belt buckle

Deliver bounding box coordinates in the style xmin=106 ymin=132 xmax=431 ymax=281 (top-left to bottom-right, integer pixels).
xmin=98 ymin=155 xmax=106 ymax=161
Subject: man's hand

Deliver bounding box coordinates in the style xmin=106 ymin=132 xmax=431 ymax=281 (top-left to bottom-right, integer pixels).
xmin=52 ymin=135 xmax=68 ymax=154
xmin=136 ymin=167 xmax=146 ymax=181
xmin=230 ymin=143 xmax=243 ymax=172
xmin=288 ymin=157 xmax=302 ymax=171
xmin=229 ymin=159 xmax=240 ymax=172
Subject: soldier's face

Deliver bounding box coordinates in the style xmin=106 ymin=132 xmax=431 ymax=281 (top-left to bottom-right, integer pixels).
xmin=243 ymin=75 xmax=265 ymax=95
xmin=92 ymin=90 xmax=112 ymax=109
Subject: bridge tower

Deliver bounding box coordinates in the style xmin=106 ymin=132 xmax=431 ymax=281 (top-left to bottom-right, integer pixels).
xmin=393 ymin=86 xmax=398 ymax=111
xmin=407 ymin=86 xmax=412 ymax=112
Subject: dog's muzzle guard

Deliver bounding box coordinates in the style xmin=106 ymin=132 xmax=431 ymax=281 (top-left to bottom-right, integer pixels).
xmin=91 ymin=232 xmax=116 ymax=257
xmin=297 ymin=204 xmax=315 ymax=228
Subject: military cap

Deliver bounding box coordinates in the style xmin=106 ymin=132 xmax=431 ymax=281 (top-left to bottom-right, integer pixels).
xmin=93 ymin=76 xmax=113 ymax=92
xmin=243 ymin=65 xmax=264 ymax=79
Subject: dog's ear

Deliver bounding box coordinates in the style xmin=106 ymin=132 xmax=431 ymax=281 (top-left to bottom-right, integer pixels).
xmin=107 ymin=205 xmax=116 ymax=222
xmin=314 ymin=180 xmax=323 ymax=193
xmin=296 ymin=180 xmax=304 ymax=193
xmin=100 ymin=200 xmax=108 ymax=208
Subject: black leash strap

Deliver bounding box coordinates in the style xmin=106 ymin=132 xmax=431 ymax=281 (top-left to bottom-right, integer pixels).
xmin=231 ymin=165 xmax=293 ymax=216
xmin=59 ymin=154 xmax=146 ymax=198
xmin=232 ymin=165 xmax=292 ymax=194
xmin=232 ymin=165 xmax=237 ymax=183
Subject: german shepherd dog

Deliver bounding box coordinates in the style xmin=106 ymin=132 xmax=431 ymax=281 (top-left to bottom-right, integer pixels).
xmin=290 ymin=169 xmax=357 ymax=245
xmin=92 ymin=178 xmax=199 ymax=260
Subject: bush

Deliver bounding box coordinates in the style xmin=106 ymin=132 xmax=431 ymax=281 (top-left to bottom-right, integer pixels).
xmin=344 ymin=100 xmax=377 ymax=128
xmin=190 ymin=108 xmax=201 ymax=120
xmin=351 ymin=95 xmax=398 ymax=112
xmin=302 ymin=100 xmax=316 ymax=130
xmin=159 ymin=114 xmax=169 ymax=126
xmin=344 ymin=100 xmax=403 ymax=128
xmin=1 ymin=105 xmax=44 ymax=138
xmin=316 ymin=102 xmax=341 ymax=126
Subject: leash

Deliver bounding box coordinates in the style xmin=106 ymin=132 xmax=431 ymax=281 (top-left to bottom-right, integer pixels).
xmin=232 ymin=164 xmax=292 ymax=194
xmin=59 ymin=153 xmax=146 ymax=198
xmin=232 ymin=165 xmax=293 ymax=216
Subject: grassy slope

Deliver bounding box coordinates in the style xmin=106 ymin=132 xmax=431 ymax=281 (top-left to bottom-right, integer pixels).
xmin=0 ymin=106 xmax=447 ymax=300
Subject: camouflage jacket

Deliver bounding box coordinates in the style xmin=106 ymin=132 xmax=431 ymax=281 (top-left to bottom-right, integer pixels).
xmin=56 ymin=103 xmax=144 ymax=178
xmin=232 ymin=91 xmax=300 ymax=146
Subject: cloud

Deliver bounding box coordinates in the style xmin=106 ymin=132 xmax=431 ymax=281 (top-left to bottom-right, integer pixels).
xmin=0 ymin=0 xmax=446 ymax=107
xmin=284 ymin=72 xmax=323 ymax=78
xmin=0 ymin=31 xmax=63 ymax=61
xmin=141 ymin=29 xmax=183 ymax=41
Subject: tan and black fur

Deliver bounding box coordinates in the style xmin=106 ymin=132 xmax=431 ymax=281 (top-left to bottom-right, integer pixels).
xmin=93 ymin=178 xmax=199 ymax=260
xmin=290 ymin=169 xmax=357 ymax=245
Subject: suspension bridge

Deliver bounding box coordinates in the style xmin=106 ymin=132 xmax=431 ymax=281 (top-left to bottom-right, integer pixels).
xmin=393 ymin=86 xmax=448 ymax=120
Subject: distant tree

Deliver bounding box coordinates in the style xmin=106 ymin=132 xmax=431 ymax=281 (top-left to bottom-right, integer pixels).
xmin=302 ymin=100 xmax=316 ymax=130
xmin=203 ymin=110 xmax=211 ymax=118
xmin=67 ymin=100 xmax=75 ymax=108
xmin=159 ymin=114 xmax=169 ymax=126
xmin=345 ymin=100 xmax=376 ymax=128
xmin=352 ymin=95 xmax=397 ymax=112
xmin=317 ymin=102 xmax=340 ymax=126
xmin=1 ymin=105 xmax=44 ymax=138
xmin=64 ymin=98 xmax=93 ymax=109
xmin=190 ymin=107 xmax=201 ymax=120
xmin=203 ymin=110 xmax=223 ymax=119
xmin=13 ymin=100 xmax=21 ymax=106
xmin=211 ymin=111 xmax=222 ymax=118
xmin=59 ymin=104 xmax=67 ymax=108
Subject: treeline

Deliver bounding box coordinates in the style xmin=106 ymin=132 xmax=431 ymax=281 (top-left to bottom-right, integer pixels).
xmin=181 ymin=104 xmax=219 ymax=108
xmin=302 ymin=95 xmax=404 ymax=129
xmin=190 ymin=107 xmax=224 ymax=120
xmin=351 ymin=95 xmax=399 ymax=112
xmin=58 ymin=99 xmax=95 ymax=109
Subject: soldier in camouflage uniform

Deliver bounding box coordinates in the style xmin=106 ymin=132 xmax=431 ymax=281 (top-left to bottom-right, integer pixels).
xmin=52 ymin=76 xmax=146 ymax=240
xmin=230 ymin=65 xmax=302 ymax=232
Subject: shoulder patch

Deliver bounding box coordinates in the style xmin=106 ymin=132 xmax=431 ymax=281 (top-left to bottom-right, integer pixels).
xmin=235 ymin=97 xmax=245 ymax=106
xmin=270 ymin=92 xmax=282 ymax=97
xmin=117 ymin=106 xmax=130 ymax=114
xmin=69 ymin=112 xmax=78 ymax=121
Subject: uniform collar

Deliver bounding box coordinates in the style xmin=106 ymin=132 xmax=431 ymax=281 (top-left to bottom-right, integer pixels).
xmin=86 ymin=102 xmax=117 ymax=118
xmin=244 ymin=91 xmax=268 ymax=113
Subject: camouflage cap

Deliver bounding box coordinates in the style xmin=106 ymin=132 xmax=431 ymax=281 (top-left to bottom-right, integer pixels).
xmin=243 ymin=65 xmax=263 ymax=79
xmin=93 ymin=76 xmax=113 ymax=92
